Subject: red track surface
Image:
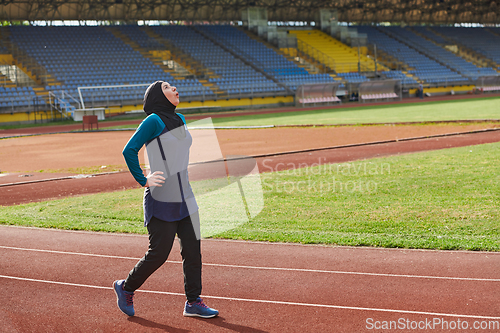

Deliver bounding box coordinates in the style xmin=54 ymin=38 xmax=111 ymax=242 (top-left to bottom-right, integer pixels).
xmin=2 ymin=129 xmax=500 ymax=206
xmin=1 ymin=226 xmax=499 ymax=332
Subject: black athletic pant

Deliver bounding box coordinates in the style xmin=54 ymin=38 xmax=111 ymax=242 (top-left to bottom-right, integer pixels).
xmin=123 ymin=213 xmax=202 ymax=303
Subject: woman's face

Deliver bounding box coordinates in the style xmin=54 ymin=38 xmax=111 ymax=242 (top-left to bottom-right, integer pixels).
xmin=162 ymin=82 xmax=179 ymax=106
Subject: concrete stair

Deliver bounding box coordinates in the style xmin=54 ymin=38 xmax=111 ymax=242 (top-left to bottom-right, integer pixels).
xmin=289 ymin=29 xmax=388 ymax=73
xmin=238 ymin=27 xmax=322 ymax=74
xmin=425 ymin=28 xmax=499 ymax=72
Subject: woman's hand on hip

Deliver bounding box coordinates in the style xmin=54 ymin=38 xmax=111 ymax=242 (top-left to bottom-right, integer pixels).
xmin=145 ymin=171 xmax=165 ymax=187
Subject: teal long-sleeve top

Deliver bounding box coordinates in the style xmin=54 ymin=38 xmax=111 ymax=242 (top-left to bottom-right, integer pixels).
xmin=122 ymin=113 xmax=186 ymax=186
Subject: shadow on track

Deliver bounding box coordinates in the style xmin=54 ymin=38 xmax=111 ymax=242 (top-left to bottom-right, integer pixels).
xmin=128 ymin=316 xmax=190 ymax=332
xmin=194 ymin=316 xmax=270 ymax=332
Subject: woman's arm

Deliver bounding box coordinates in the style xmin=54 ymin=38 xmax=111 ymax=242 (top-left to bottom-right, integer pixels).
xmin=122 ymin=115 xmax=165 ymax=186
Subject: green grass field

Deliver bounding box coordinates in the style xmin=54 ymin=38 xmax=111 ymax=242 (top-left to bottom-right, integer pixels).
xmin=1 ymin=142 xmax=498 ymax=251
xmin=203 ymin=96 xmax=500 ymax=126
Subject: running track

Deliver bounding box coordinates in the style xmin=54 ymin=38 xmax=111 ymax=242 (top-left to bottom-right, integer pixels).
xmin=1 ymin=226 xmax=499 ymax=332
xmin=2 ymin=114 xmax=500 ymax=331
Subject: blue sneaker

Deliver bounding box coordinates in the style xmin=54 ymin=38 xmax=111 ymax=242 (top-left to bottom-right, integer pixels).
xmin=183 ymin=298 xmax=219 ymax=318
xmin=113 ymin=280 xmax=135 ymax=316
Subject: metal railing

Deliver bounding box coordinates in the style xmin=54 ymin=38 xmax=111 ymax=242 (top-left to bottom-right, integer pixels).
xmin=141 ymin=27 xmax=213 ymax=79
xmin=296 ymin=40 xmax=377 ymax=74
xmin=0 ymin=64 xmax=33 ymax=87
xmin=0 ymin=95 xmax=48 ymax=115
xmin=8 ymin=42 xmax=50 ymax=87
xmin=48 ymin=91 xmax=72 ymax=119
xmin=296 ymin=40 xmax=336 ymax=73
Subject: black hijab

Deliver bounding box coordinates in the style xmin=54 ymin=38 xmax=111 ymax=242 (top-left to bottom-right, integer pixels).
xmin=143 ymin=81 xmax=185 ymax=134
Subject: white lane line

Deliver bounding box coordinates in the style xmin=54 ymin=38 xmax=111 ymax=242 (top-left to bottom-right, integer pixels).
xmin=0 ymin=245 xmax=141 ymax=261
xmin=0 ymin=274 xmax=183 ymax=296
xmin=1 ymin=245 xmax=499 ymax=282
xmin=204 ymin=237 xmax=500 ymax=254
xmin=1 ymin=274 xmax=499 ymax=320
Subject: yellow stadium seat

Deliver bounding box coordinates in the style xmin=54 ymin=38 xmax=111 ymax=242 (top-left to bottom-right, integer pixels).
xmin=289 ymin=30 xmax=387 ymax=73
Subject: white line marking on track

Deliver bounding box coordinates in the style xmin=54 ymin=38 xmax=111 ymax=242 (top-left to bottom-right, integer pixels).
xmin=204 ymin=237 xmax=500 ymax=254
xmin=0 ymin=245 xmax=140 ymax=260
xmin=1 ymin=274 xmax=499 ymax=320
xmin=1 ymin=245 xmax=499 ymax=282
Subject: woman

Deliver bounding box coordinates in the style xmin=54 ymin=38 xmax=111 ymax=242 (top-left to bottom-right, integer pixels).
xmin=113 ymin=81 xmax=218 ymax=318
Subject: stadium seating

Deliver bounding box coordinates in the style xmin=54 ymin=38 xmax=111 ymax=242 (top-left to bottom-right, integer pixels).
xmin=150 ymin=25 xmax=286 ymax=96
xmin=9 ymin=26 xmax=168 ymax=107
xmin=0 ymin=86 xmax=41 ymax=109
xmin=377 ymin=70 xmax=419 ymax=85
xmin=356 ymin=26 xmax=469 ymax=85
xmin=289 ymin=30 xmax=381 ymax=73
xmin=8 ymin=25 xmax=215 ymax=109
xmin=114 ymin=25 xmax=215 ymax=100
xmin=116 ymin=25 xmax=164 ymax=51
xmin=385 ymin=26 xmax=497 ymax=80
xmin=1 ymin=24 xmax=499 ymax=115
xmin=429 ymin=27 xmax=500 ymax=71
xmin=195 ymin=25 xmax=337 ymax=91
xmin=335 ymin=72 xmax=368 ymax=83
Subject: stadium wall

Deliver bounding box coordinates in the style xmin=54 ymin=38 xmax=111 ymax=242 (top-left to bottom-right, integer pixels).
xmin=0 ymin=95 xmax=294 ymax=125
xmin=408 ymin=85 xmax=476 ymax=97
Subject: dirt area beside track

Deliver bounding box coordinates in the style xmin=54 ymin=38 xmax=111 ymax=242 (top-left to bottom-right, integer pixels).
xmin=1 ymin=122 xmax=500 ymax=205
xmin=1 ymin=123 xmax=499 ymax=173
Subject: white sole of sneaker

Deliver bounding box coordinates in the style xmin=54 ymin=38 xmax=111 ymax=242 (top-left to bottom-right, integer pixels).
xmin=183 ymin=311 xmax=218 ymax=319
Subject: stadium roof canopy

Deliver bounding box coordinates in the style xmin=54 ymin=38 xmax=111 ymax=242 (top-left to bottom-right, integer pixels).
xmin=0 ymin=0 xmax=499 ymax=24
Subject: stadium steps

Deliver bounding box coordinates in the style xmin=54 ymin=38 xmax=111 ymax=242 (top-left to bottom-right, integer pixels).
xmin=159 ymin=58 xmax=193 ymax=80
xmin=32 ymin=86 xmax=51 ymax=105
xmin=330 ymin=74 xmax=347 ymax=85
xmin=1 ymin=27 xmax=60 ymax=89
xmin=367 ymin=45 xmax=408 ymax=72
xmin=289 ymin=29 xmax=386 ymax=73
xmin=455 ymin=49 xmax=497 ymax=72
xmin=485 ymin=29 xmax=500 ymax=71
xmin=407 ymin=27 xmax=478 ymax=77
xmin=487 ymin=28 xmax=500 ymax=38
xmin=289 ymin=32 xmax=337 ymax=73
xmin=294 ymin=57 xmax=322 ymax=74
xmin=1 ymin=30 xmax=45 ymax=87
xmin=105 ymin=27 xmax=179 ymax=77
xmin=291 ymin=42 xmax=335 ymax=73
xmin=190 ymin=26 xmax=292 ymax=95
xmin=429 ymin=28 xmax=499 ymax=71
xmin=238 ymin=27 xmax=321 ymax=74
xmin=196 ymin=78 xmax=224 ymax=96
xmin=245 ymin=29 xmax=336 ymax=75
xmin=377 ymin=27 xmax=471 ymax=78
xmin=13 ymin=60 xmax=39 ymax=84
xmin=141 ymin=26 xmax=217 ymax=79
xmin=140 ymin=27 xmax=223 ymax=94
xmin=409 ymin=27 xmax=494 ymax=72
xmin=0 ymin=73 xmax=16 ymax=87
xmin=401 ymin=71 xmax=421 ymax=83
xmin=44 ymin=74 xmax=61 ymax=87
